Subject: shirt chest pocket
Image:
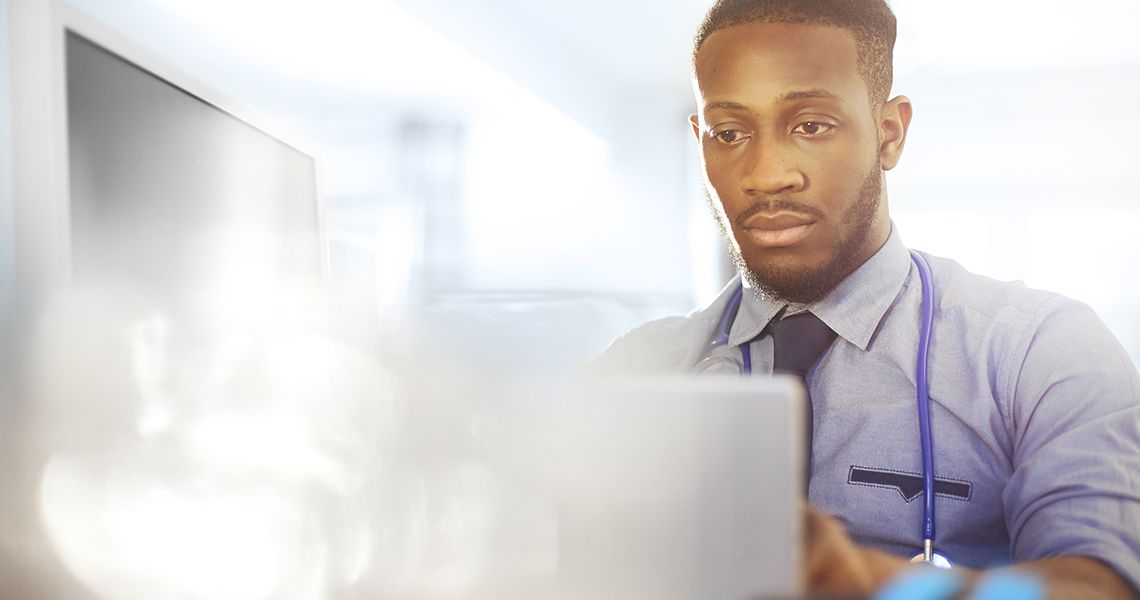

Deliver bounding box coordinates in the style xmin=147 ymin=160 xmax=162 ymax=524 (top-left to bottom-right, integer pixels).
xmin=809 ymin=392 xmax=1011 ymax=560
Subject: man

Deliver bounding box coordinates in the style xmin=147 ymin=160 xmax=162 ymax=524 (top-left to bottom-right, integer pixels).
xmin=589 ymin=0 xmax=1140 ymax=598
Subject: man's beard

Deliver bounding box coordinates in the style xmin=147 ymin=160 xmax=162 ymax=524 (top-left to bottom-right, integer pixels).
xmin=707 ymin=163 xmax=883 ymax=304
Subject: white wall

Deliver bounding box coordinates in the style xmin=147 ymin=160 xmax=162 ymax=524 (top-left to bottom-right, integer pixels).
xmin=888 ymin=0 xmax=1140 ymax=364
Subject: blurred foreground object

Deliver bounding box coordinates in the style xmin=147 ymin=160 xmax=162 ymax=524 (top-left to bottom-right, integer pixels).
xmin=7 ymin=288 xmax=808 ymax=598
xmin=22 ymin=285 xmax=401 ymax=599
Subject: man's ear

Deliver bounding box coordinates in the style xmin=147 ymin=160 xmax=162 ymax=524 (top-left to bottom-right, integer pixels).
xmin=878 ymin=96 xmax=912 ymax=171
xmin=689 ymin=114 xmax=702 ymax=141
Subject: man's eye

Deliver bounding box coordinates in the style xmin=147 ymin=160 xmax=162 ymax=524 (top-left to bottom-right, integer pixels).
xmin=712 ymin=130 xmax=748 ymax=145
xmin=792 ymin=121 xmax=835 ymax=136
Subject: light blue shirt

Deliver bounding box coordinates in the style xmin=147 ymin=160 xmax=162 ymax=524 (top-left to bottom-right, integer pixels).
xmin=590 ymin=227 xmax=1140 ymax=589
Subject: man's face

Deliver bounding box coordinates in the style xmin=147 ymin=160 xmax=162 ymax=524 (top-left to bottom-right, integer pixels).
xmin=691 ymin=22 xmax=899 ymax=303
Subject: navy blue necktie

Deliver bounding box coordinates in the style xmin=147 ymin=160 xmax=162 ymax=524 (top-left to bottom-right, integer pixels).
xmin=763 ymin=311 xmax=837 ymax=492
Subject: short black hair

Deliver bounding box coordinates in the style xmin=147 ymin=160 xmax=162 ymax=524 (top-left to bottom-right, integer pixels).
xmin=693 ymin=0 xmax=897 ymax=105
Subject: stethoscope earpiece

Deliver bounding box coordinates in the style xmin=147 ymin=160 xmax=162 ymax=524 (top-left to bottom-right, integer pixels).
xmin=692 ymin=354 xmax=746 ymax=376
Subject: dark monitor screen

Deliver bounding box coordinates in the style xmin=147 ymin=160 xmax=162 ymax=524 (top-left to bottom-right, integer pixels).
xmin=65 ymin=31 xmax=323 ymax=304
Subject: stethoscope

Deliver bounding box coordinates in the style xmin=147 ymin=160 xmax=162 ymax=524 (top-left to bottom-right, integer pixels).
xmin=694 ymin=250 xmax=952 ymax=568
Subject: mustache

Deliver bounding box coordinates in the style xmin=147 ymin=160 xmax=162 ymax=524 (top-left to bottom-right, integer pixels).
xmin=733 ymin=197 xmax=825 ymax=228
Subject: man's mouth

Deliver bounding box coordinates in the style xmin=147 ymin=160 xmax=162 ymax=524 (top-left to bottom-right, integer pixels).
xmin=740 ymin=212 xmax=817 ymax=247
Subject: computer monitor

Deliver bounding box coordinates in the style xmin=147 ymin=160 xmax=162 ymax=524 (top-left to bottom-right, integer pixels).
xmin=7 ymin=0 xmax=327 ymax=317
xmin=4 ymin=3 xmax=328 ymax=596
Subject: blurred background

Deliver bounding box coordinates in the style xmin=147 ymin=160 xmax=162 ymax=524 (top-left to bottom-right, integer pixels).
xmin=1 ymin=1 xmax=1139 ymax=598
xmin=5 ymin=0 xmax=1138 ymax=374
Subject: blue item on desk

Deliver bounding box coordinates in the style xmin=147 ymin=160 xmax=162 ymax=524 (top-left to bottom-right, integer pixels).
xmin=873 ymin=567 xmax=1044 ymax=600
xmin=697 ymin=250 xmax=951 ymax=568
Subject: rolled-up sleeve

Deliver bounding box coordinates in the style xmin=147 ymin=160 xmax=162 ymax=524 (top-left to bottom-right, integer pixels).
xmin=1003 ymin=297 xmax=1140 ymax=591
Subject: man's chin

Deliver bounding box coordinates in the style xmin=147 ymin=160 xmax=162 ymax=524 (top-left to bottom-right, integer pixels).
xmin=738 ymin=256 xmax=837 ymax=304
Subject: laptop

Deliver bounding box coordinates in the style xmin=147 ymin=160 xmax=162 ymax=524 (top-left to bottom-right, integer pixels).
xmin=451 ymin=375 xmax=807 ymax=600
xmin=31 ymin=372 xmax=804 ymax=600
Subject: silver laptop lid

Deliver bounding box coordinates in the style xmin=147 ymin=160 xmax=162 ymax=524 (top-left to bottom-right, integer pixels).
xmin=30 ymin=359 xmax=803 ymax=599
xmin=456 ymin=375 xmax=806 ymax=600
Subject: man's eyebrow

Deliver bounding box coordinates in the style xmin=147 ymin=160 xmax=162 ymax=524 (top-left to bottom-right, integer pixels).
xmin=702 ymin=90 xmax=840 ymax=114
xmin=778 ymin=89 xmax=840 ymax=103
xmin=703 ymin=101 xmax=749 ymax=113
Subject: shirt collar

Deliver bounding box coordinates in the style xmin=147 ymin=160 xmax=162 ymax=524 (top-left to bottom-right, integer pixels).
xmin=728 ymin=225 xmax=912 ymax=351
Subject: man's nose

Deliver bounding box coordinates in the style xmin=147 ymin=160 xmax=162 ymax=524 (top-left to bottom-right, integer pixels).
xmin=740 ymin=142 xmax=805 ymax=195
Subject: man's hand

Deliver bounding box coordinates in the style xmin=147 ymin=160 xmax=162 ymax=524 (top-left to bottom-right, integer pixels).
xmin=1016 ymin=557 xmax=1139 ymax=600
xmin=803 ymin=505 xmax=911 ymax=596
xmin=803 ymin=505 xmax=1140 ymax=600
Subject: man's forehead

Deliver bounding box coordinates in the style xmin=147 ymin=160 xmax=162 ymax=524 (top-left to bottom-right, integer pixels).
xmin=692 ymin=21 xmax=864 ymax=108
xmin=695 ymin=21 xmax=858 ymax=68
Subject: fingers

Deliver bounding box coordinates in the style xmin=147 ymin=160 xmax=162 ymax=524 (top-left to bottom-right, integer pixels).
xmin=803 ymin=505 xmax=878 ymax=596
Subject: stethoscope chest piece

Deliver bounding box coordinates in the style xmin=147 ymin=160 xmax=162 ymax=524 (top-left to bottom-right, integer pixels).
xmin=910 ymin=550 xmax=953 ymax=569
xmin=911 ymin=539 xmax=952 ymax=569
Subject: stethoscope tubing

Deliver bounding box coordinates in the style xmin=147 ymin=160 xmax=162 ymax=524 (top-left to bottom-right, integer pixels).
xmin=910 ymin=250 xmax=937 ymax=547
xmin=712 ymin=283 xmax=745 ymax=350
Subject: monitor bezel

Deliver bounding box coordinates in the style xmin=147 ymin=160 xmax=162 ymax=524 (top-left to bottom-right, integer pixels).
xmin=8 ymin=0 xmax=329 ymax=312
